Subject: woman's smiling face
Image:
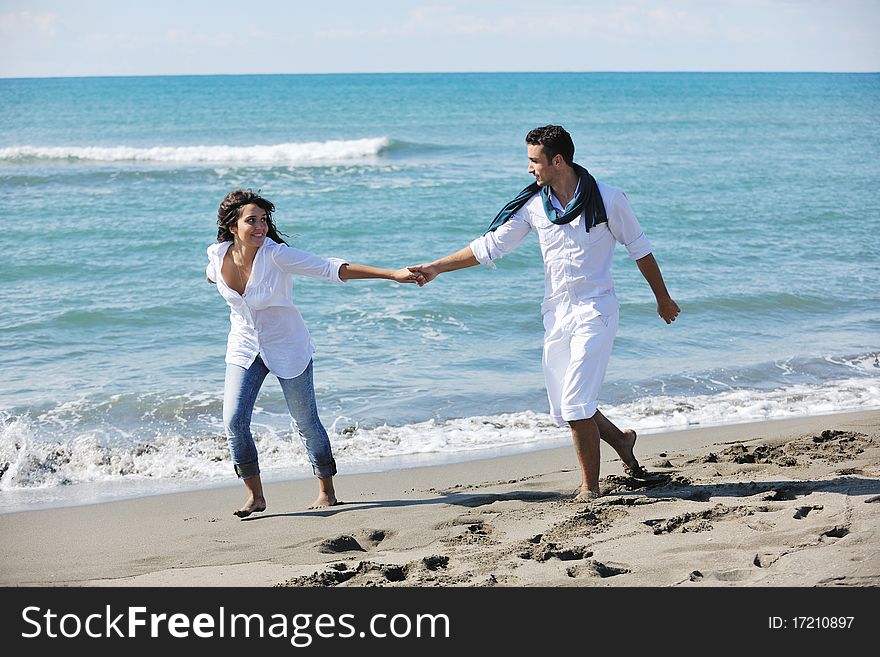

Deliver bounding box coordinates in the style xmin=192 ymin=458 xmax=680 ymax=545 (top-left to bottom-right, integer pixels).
xmin=231 ymin=203 xmax=269 ymax=247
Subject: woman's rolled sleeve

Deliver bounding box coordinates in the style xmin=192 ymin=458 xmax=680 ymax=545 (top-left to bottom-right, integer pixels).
xmin=272 ymin=244 xmax=348 ymax=283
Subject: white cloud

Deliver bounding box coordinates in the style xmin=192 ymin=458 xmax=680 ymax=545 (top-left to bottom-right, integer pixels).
xmin=0 ymin=10 xmax=59 ymax=38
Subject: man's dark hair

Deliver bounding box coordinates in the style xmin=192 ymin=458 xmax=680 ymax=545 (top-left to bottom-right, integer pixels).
xmin=216 ymin=188 xmax=288 ymax=245
xmin=525 ymin=125 xmax=575 ymax=166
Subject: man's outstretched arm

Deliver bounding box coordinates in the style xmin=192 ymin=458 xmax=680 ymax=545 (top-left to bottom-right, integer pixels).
xmin=635 ymin=253 xmax=680 ymax=324
xmin=409 ymin=246 xmax=479 ymax=284
xmin=413 ymin=211 xmax=531 ymax=283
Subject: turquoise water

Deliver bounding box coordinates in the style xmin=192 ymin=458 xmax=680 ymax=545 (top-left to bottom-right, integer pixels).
xmin=1 ymin=73 xmax=878 ymax=510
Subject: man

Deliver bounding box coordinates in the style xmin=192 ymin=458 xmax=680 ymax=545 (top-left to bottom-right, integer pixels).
xmin=411 ymin=125 xmax=680 ymax=501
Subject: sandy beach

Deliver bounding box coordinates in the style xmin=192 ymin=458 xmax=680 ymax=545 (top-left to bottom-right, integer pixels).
xmin=1 ymin=410 xmax=878 ymax=587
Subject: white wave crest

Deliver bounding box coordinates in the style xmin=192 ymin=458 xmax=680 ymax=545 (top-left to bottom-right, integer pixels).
xmin=0 ymin=137 xmax=391 ymax=165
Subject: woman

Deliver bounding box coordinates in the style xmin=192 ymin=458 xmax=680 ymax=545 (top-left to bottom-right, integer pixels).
xmin=207 ymin=189 xmax=423 ymax=517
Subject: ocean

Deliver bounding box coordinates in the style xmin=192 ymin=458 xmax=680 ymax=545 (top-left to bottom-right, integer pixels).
xmin=1 ymin=72 xmax=878 ymax=513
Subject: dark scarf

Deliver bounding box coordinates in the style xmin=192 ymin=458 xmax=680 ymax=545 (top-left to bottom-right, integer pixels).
xmin=485 ymin=163 xmax=607 ymax=234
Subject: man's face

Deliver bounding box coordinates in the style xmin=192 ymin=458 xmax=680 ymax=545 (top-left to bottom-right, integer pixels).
xmin=527 ymin=144 xmax=557 ymax=187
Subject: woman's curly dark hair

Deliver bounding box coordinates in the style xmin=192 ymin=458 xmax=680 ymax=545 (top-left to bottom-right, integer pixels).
xmin=216 ymin=189 xmax=288 ymax=245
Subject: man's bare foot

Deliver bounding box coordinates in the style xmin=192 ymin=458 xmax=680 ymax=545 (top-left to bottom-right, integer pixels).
xmin=308 ymin=493 xmax=340 ymax=509
xmin=620 ymin=429 xmax=650 ymax=479
xmin=233 ymin=498 xmax=266 ymax=518
xmin=574 ymin=486 xmax=601 ymax=502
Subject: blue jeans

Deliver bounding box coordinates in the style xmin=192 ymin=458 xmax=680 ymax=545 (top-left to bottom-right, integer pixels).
xmin=223 ymin=356 xmax=337 ymax=479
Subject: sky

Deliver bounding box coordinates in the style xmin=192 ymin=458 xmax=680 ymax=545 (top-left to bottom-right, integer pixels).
xmin=1 ymin=0 xmax=878 ymax=78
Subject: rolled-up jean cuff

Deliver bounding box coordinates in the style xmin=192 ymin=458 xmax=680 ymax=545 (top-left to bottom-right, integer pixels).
xmin=313 ymin=458 xmax=337 ymax=478
xmin=234 ymin=460 xmax=260 ymax=479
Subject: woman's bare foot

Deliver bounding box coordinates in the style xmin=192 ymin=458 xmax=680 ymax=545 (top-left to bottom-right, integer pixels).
xmin=234 ymin=474 xmax=266 ymax=517
xmin=308 ymin=492 xmax=339 ymax=509
xmin=233 ymin=498 xmax=266 ymax=518
xmin=308 ymin=475 xmax=339 ymax=509
xmin=620 ymin=429 xmax=650 ymax=478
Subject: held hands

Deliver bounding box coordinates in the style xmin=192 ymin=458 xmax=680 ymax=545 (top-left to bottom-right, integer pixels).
xmin=388 ymin=263 xmax=441 ymax=288
xmin=406 ymin=263 xmax=441 ymax=285
xmin=403 ymin=247 xmax=474 ymax=285
xmin=657 ymin=297 xmax=681 ymax=324
xmin=391 ymin=267 xmax=428 ymax=286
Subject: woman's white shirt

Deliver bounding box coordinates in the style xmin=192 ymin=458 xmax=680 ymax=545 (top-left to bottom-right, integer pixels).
xmin=206 ymin=238 xmax=346 ymax=378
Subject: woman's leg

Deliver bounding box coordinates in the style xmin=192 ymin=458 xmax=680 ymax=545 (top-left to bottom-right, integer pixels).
xmin=277 ymin=360 xmax=339 ymax=508
xmin=223 ymin=356 xmax=270 ymax=516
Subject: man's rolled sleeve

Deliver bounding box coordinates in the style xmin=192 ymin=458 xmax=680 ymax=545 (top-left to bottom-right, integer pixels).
xmin=469 ymin=235 xmax=498 ymax=269
xmin=608 ymin=190 xmax=653 ymax=260
xmin=469 ymin=210 xmax=532 ymax=269
xmin=623 ymin=233 xmax=652 ymax=260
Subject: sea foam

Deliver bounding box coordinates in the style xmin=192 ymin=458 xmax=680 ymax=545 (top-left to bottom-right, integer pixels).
xmin=2 ymin=374 xmax=877 ymax=504
xmin=0 ymin=137 xmax=391 ymax=165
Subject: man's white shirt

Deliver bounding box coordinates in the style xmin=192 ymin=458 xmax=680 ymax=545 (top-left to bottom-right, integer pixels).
xmin=469 ymin=180 xmax=652 ymax=326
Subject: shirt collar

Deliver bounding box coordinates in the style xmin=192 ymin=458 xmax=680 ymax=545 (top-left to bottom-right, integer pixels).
xmin=548 ymin=178 xmax=582 ymax=213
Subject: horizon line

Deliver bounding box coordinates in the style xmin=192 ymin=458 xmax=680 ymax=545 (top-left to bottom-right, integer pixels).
xmin=2 ymin=70 xmax=878 ymax=82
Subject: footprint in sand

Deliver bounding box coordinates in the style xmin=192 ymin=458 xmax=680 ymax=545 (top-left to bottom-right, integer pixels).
xmin=317 ymin=529 xmax=393 ymax=554
xmin=753 ymin=553 xmax=779 ymax=568
xmin=644 ymin=503 xmax=754 ymax=534
xmin=566 ymin=559 xmax=630 ymax=579
xmin=439 ymin=518 xmax=497 ymax=545
xmin=527 ymin=543 xmax=592 ymax=562
xmin=761 ymin=488 xmax=799 ymax=501
xmin=317 ymin=535 xmax=365 ymax=554
xmin=821 ymin=525 xmax=849 ymax=539
xmin=421 ymin=555 xmax=450 ymax=571
xmin=792 ymin=505 xmax=823 ymax=520
xmin=360 ymin=528 xmax=392 ymax=547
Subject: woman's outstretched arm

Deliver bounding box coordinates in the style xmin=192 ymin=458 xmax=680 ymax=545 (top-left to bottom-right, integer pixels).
xmin=339 ymin=263 xmax=426 ymax=286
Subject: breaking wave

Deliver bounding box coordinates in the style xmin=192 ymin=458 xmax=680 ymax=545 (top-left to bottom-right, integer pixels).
xmin=0 ymin=137 xmax=392 ymax=165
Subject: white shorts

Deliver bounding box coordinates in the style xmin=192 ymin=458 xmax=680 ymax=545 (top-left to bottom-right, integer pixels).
xmin=542 ymin=309 xmax=619 ymax=426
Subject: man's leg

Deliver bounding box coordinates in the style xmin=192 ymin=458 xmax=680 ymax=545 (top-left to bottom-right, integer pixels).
xmin=568 ymin=416 xmax=601 ymax=500
xmin=544 ymin=328 xmax=601 ymax=498
xmin=558 ymin=312 xmax=620 ymax=498
xmin=593 ymin=409 xmax=647 ymax=477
